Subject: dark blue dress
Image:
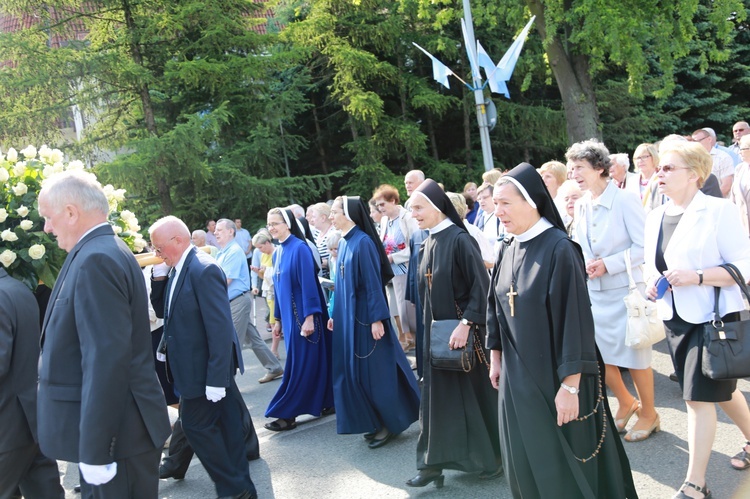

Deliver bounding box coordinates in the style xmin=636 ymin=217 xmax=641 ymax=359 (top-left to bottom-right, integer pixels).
xmin=331 ymin=226 xmax=420 ymax=434
xmin=266 ymin=235 xmax=334 ymax=418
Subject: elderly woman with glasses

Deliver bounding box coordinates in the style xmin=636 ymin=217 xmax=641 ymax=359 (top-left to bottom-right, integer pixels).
xmin=644 ymin=141 xmax=750 ymax=498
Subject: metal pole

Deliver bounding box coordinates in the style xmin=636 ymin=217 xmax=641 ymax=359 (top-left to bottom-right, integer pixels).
xmin=462 ymin=0 xmax=494 ymax=172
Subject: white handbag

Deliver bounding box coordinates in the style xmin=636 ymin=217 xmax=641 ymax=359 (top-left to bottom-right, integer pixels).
xmin=623 ymin=249 xmax=665 ymax=349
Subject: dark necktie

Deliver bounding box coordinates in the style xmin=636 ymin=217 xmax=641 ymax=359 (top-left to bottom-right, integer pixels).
xmin=164 ymin=268 xmax=175 ymax=321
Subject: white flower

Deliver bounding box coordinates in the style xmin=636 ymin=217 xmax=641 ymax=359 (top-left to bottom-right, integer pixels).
xmin=16 ymin=205 xmax=29 ymax=217
xmin=120 ymin=210 xmax=136 ymax=223
xmin=128 ymin=221 xmax=141 ymax=232
xmin=112 ymin=225 xmax=123 ymax=234
xmin=113 ymin=188 xmax=126 ymax=202
xmin=6 ymin=148 xmax=18 ymax=163
xmin=0 ymin=250 xmax=17 ymax=267
xmin=52 ymin=162 xmax=64 ymax=174
xmin=1 ymin=229 xmax=18 ymax=242
xmin=19 ymin=220 xmax=34 ymax=231
xmin=67 ymin=160 xmax=85 ymax=171
xmin=42 ymin=165 xmax=55 ymax=178
xmin=12 ymin=182 xmax=28 ymax=196
xmin=13 ymin=162 xmax=26 ymax=177
xmin=133 ymin=235 xmax=148 ymax=251
xmin=50 ymin=149 xmax=64 ymax=164
xmin=38 ymin=145 xmax=52 ymax=162
xmin=0 ymin=167 xmax=8 ymax=183
xmin=0 ymin=209 xmax=6 ymax=223
xmin=28 ymin=244 xmax=46 ymax=260
xmin=20 ymin=145 xmax=37 ymax=160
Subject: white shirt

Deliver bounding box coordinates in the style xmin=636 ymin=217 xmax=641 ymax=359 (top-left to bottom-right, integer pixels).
xmin=711 ymin=147 xmax=735 ymax=180
xmin=167 ymin=245 xmax=194 ymax=312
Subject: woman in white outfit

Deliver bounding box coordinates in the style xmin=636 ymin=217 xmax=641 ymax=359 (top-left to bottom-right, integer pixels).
xmin=568 ymin=139 xmax=660 ymax=443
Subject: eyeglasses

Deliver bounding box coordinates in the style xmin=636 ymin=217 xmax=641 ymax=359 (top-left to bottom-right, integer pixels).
xmin=153 ymin=236 xmax=177 ymax=254
xmin=266 ymin=222 xmax=285 ymax=229
xmin=741 ymin=147 xmax=750 ymax=151
xmin=635 ymin=155 xmax=651 ymax=161
xmin=659 ymin=164 xmax=690 ymax=173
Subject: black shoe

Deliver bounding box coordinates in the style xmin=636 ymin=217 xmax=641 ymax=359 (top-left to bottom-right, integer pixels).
xmin=74 ymin=485 xmax=81 ymax=493
xmin=159 ymin=465 xmax=186 ymax=480
xmin=363 ymin=431 xmax=377 ymax=440
xmin=669 ymin=372 xmax=679 ymax=382
xmin=478 ymin=466 xmax=504 ymax=479
xmin=368 ymin=430 xmax=396 ymax=449
xmin=406 ymin=469 xmax=444 ymax=488
xmin=217 ymin=491 xmax=256 ymax=499
xmin=322 ymin=406 xmax=336 ymax=416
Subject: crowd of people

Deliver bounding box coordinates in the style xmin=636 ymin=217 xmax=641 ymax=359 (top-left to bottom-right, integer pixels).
xmin=4 ymin=120 xmax=750 ymax=499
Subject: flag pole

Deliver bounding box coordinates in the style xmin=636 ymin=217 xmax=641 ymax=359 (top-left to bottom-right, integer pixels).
xmin=462 ymin=0 xmax=494 ymax=172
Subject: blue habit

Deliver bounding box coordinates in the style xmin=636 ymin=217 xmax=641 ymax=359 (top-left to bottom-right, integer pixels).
xmin=331 ymin=226 xmax=420 ymax=434
xmin=266 ymin=235 xmax=334 ymax=419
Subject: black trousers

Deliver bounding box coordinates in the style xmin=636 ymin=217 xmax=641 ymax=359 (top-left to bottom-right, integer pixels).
xmin=0 ymin=443 xmax=64 ymax=499
xmin=179 ymin=379 xmax=256 ymax=497
xmin=79 ymin=447 xmax=161 ymax=499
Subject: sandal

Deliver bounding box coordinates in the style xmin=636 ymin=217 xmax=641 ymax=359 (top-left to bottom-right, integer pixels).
xmin=264 ymin=418 xmax=297 ymax=432
xmin=615 ymin=398 xmax=640 ymax=433
xmin=673 ymin=480 xmax=711 ymax=499
xmin=731 ymin=441 xmax=750 ymax=470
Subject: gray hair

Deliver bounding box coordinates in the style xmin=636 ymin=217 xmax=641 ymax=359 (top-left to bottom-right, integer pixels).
xmin=191 ymin=229 xmax=207 ymax=245
xmin=565 ymin=139 xmax=611 ymax=178
xmin=216 ymin=218 xmax=236 ymax=236
xmin=40 ymin=171 xmax=109 ymax=216
xmin=609 ymin=153 xmax=630 ymax=169
xmin=326 ymin=230 xmax=342 ymax=251
xmin=701 ymin=127 xmax=717 ymax=140
xmin=252 ymin=229 xmax=272 ymax=246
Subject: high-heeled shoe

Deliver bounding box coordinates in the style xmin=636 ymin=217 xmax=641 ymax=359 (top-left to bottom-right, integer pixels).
xmin=406 ymin=469 xmax=444 ymax=488
xmin=624 ymin=414 xmax=660 ymax=442
xmin=615 ymin=398 xmax=640 ymax=433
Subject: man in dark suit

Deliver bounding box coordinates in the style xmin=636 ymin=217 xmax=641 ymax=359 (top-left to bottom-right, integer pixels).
xmin=37 ymin=171 xmax=171 ymax=498
xmin=0 ymin=268 xmax=64 ymax=498
xmin=149 ymin=216 xmax=256 ymax=499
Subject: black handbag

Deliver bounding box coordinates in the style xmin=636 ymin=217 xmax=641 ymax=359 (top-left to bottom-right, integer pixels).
xmin=701 ymin=263 xmax=750 ymax=380
xmin=429 ymin=319 xmax=476 ymax=372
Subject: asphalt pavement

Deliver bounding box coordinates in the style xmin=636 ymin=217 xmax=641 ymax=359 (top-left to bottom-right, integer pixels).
xmin=56 ymin=334 xmax=750 ymax=498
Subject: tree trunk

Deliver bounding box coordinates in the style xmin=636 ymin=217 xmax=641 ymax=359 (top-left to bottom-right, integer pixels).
xmin=426 ymin=111 xmax=439 ymax=161
xmin=121 ymin=0 xmax=173 ymax=214
xmin=311 ymin=96 xmax=331 ymax=199
xmin=527 ymin=0 xmax=601 ymax=144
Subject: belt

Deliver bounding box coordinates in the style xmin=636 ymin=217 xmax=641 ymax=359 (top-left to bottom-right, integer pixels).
xmin=230 ymin=291 xmax=248 ymax=302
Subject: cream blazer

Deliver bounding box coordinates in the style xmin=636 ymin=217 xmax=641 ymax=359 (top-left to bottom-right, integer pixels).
xmin=644 ymin=191 xmax=750 ymax=324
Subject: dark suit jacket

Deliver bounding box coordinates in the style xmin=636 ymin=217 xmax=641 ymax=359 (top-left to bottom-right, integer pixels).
xmin=37 ymin=225 xmax=171 ymax=464
xmin=151 ymin=247 xmax=243 ymax=400
xmin=0 ymin=269 xmax=41 ymax=453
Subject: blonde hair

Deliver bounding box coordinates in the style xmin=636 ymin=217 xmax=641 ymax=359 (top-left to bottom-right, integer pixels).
xmin=659 ymin=141 xmax=712 ymax=188
xmin=538 ymin=161 xmax=567 ymax=186
xmin=446 ymin=192 xmax=468 ymax=219
xmin=311 ymin=202 xmax=331 ymax=218
xmin=482 ymin=169 xmax=503 ymax=186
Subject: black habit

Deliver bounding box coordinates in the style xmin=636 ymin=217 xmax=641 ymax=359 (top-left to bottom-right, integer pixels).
xmin=417 ymin=222 xmax=502 ymax=473
xmin=487 ymin=227 xmax=638 ymax=498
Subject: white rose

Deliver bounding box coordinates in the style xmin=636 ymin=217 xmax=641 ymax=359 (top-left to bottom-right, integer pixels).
xmin=0 ymin=209 xmax=6 ymax=223
xmin=16 ymin=205 xmax=29 ymax=217
xmin=6 ymin=148 xmax=18 ymax=163
xmin=1 ymin=229 xmax=18 ymax=242
xmin=28 ymin=244 xmax=46 ymax=260
xmin=13 ymin=162 xmax=26 ymax=177
xmin=12 ymin=182 xmax=28 ymax=196
xmin=128 ymin=221 xmax=141 ymax=232
xmin=133 ymin=236 xmax=148 ymax=251
xmin=20 ymin=220 xmax=34 ymax=231
xmin=52 ymin=162 xmax=64 ymax=173
xmin=67 ymin=160 xmax=84 ymax=171
xmin=20 ymin=145 xmax=37 ymax=159
xmin=50 ymin=149 xmax=63 ymax=163
xmin=38 ymin=145 xmax=51 ymax=161
xmin=0 ymin=167 xmax=8 ymax=182
xmin=112 ymin=225 xmax=123 ymax=234
xmin=114 ymin=188 xmax=126 ymax=202
xmin=42 ymin=166 xmax=55 ymax=178
xmin=103 ymin=184 xmax=114 ymax=196
xmin=120 ymin=210 xmax=135 ymax=223
xmin=0 ymin=250 xmax=17 ymax=267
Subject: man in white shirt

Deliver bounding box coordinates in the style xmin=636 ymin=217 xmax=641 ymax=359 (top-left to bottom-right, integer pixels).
xmin=693 ymin=128 xmax=734 ymax=197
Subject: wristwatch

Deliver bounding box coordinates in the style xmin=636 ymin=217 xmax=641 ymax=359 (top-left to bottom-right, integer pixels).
xmin=460 ymin=318 xmax=473 ymax=326
xmin=696 ymin=269 xmax=704 ymax=285
xmin=561 ymin=382 xmax=579 ymax=395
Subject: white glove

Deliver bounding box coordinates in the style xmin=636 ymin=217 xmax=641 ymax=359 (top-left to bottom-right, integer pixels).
xmin=156 ymin=352 xmax=166 ymax=362
xmin=152 ymin=262 xmax=171 ymax=278
xmin=79 ymin=462 xmax=117 ymax=485
xmin=206 ymin=386 xmax=226 ymax=402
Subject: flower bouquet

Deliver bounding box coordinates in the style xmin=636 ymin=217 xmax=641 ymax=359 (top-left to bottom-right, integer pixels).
xmin=0 ymin=145 xmax=147 ymax=291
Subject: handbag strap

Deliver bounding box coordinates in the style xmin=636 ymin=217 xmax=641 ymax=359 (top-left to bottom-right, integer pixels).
xmin=712 ymin=263 xmax=750 ymax=322
xmin=624 ymin=249 xmax=637 ymax=290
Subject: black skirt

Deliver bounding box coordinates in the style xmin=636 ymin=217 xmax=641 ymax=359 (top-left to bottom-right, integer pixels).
xmin=663 ymin=310 xmax=737 ymax=403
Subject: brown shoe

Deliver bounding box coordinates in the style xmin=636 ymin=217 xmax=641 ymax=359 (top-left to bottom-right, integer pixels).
xmin=258 ymin=370 xmax=283 ymax=383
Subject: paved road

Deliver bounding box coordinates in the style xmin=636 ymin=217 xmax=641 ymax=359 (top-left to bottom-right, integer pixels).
xmin=57 ymin=337 xmax=750 ymax=498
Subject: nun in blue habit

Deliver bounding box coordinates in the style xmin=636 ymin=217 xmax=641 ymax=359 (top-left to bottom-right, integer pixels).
xmin=328 ymin=196 xmax=420 ymax=448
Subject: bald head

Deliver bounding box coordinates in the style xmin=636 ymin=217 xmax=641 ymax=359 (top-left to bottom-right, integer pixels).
xmin=405 ymin=170 xmax=425 ymax=196
xmin=149 ymin=216 xmax=191 ymax=266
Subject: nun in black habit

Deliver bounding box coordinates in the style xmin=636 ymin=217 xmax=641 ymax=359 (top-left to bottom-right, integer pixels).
xmin=406 ymin=180 xmax=502 ymax=489
xmin=487 ymin=163 xmax=637 ymax=498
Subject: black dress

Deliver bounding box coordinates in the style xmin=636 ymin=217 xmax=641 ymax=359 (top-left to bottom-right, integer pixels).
xmin=416 ymin=224 xmax=502 ymax=473
xmin=487 ymin=227 xmax=637 ymax=499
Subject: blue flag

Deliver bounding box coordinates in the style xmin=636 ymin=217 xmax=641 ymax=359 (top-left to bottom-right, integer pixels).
xmin=485 ymin=16 xmax=536 ymax=99
xmin=412 ymin=43 xmax=453 ymax=89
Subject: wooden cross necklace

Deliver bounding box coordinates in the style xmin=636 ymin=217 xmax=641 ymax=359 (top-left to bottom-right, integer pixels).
xmin=507 ymin=241 xmax=524 ymax=317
